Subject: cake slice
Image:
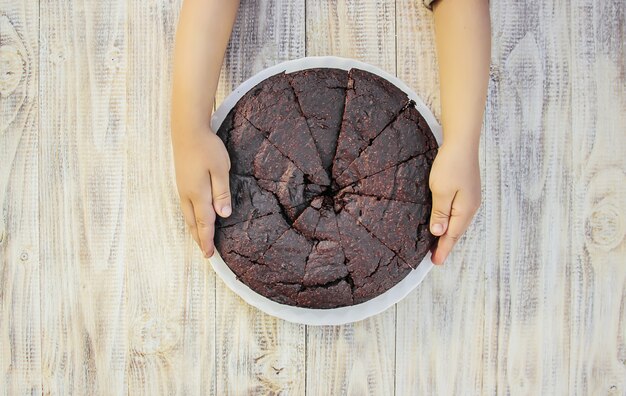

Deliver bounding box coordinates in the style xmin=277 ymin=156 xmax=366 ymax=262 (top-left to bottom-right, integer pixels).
xmin=217 ymin=112 xmax=268 ymax=176
xmin=230 ymin=226 xmax=315 ymax=306
xmin=292 ymin=199 xmax=350 ymax=287
xmin=332 ymin=68 xmax=410 ymax=180
xmin=254 ymin=140 xmax=324 ymax=220
xmin=257 ymin=228 xmax=313 ymax=283
xmin=292 ymin=203 xmax=321 ymax=239
xmin=238 ymin=73 xmax=330 ymax=186
xmin=216 ymin=175 xmax=280 ymax=229
xmin=288 ymin=68 xmax=349 ymax=171
xmin=341 ymin=193 xmax=434 ymax=267
xmin=336 ymin=106 xmax=438 ymax=186
xmin=257 ymin=180 xmax=322 ymax=221
xmin=337 ymin=150 xmax=437 ymax=204
xmin=335 ymin=211 xmax=413 ymax=303
xmin=296 ymin=280 xmax=353 ymax=309
xmin=302 ymin=240 xmax=348 ymax=287
xmin=215 ymin=212 xmax=290 ymax=263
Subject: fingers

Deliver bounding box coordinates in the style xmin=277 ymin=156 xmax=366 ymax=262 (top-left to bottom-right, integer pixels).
xmin=178 ymin=165 xmax=231 ymax=257
xmin=430 ymin=191 xmax=480 ymax=265
xmin=430 ymin=190 xmax=455 ymax=237
xmin=181 ymin=199 xmax=200 ymax=247
xmin=210 ymin=165 xmax=232 ymax=218
xmin=192 ymin=193 xmax=217 ymax=258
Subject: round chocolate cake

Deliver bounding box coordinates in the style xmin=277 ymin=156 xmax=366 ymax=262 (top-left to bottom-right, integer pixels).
xmin=215 ymin=68 xmax=438 ymax=309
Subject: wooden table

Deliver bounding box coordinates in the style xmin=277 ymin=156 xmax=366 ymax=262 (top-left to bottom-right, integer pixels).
xmin=1 ymin=0 xmax=625 ymax=394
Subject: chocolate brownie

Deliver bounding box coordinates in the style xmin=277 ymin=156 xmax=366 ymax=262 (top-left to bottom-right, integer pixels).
xmin=216 ymin=213 xmax=289 ymax=268
xmin=237 ymin=73 xmax=330 ymax=186
xmin=340 ymin=193 xmax=432 ymax=267
xmin=215 ymin=68 xmax=438 ymax=309
xmin=335 ymin=106 xmax=438 ymax=186
xmin=289 ymin=68 xmax=349 ymax=171
xmin=253 ymin=139 xmax=322 ymax=220
xmin=217 ymin=175 xmax=280 ymax=228
xmin=217 ymin=113 xmax=266 ymax=177
xmin=337 ymin=150 xmax=436 ymax=204
xmin=332 ymin=68 xmax=411 ymax=180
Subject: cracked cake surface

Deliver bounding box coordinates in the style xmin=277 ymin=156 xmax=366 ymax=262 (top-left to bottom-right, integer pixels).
xmin=215 ymin=68 xmax=438 ymax=309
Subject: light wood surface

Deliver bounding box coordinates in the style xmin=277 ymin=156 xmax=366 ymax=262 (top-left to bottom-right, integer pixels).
xmin=126 ymin=1 xmax=216 ymax=394
xmin=305 ymin=2 xmax=397 ymax=394
xmin=394 ymin=2 xmax=489 ymax=394
xmin=216 ymin=1 xmax=307 ymax=395
xmin=1 ymin=0 xmax=624 ymax=395
xmin=0 ymin=1 xmax=40 ymax=394
xmin=38 ymin=1 xmax=128 ymax=394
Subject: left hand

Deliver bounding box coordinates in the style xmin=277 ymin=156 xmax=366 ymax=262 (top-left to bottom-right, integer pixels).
xmin=172 ymin=124 xmax=232 ymax=258
xmin=428 ymin=140 xmax=481 ymax=264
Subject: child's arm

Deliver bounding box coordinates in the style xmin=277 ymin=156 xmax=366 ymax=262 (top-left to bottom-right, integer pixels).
xmin=171 ymin=0 xmax=239 ymax=257
xmin=428 ymin=0 xmax=490 ymax=264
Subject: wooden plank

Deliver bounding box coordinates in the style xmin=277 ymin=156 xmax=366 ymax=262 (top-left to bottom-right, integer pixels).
xmin=305 ymin=310 xmax=395 ymax=395
xmin=215 ymin=287 xmax=306 ymax=395
xmin=0 ymin=0 xmax=41 ymax=394
xmin=125 ymin=1 xmax=216 ymax=394
xmin=394 ymin=1 xmax=487 ymax=394
xmin=38 ymin=1 xmax=128 ymax=394
xmin=3 ymin=0 xmax=619 ymax=393
xmin=214 ymin=1 xmax=307 ymax=394
xmin=394 ymin=0 xmax=441 ymax=119
xmin=569 ymin=0 xmax=626 ymax=393
xmin=304 ymin=1 xmax=397 ymax=395
xmin=483 ymin=0 xmax=575 ymax=393
xmin=215 ymin=0 xmax=307 ymax=105
xmin=305 ymin=0 xmax=396 ymax=71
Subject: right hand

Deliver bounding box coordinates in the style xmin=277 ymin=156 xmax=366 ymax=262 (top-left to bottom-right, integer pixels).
xmin=172 ymin=125 xmax=232 ymax=258
xmin=428 ymin=139 xmax=481 ymax=265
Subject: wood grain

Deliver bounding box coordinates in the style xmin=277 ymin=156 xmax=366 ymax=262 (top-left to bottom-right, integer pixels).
xmin=305 ymin=310 xmax=396 ymax=395
xmin=0 ymin=0 xmax=624 ymax=394
xmin=483 ymin=0 xmax=586 ymax=393
xmin=38 ymin=1 xmax=128 ymax=394
xmin=0 ymin=0 xmax=41 ymax=394
xmin=214 ymin=1 xmax=307 ymax=395
xmin=569 ymin=0 xmax=626 ymax=394
xmin=394 ymin=1 xmax=487 ymax=394
xmin=125 ymin=1 xmax=216 ymax=394
xmin=215 ymin=0 xmax=307 ymax=106
xmin=304 ymin=1 xmax=397 ymax=395
xmin=305 ymin=0 xmax=396 ymax=72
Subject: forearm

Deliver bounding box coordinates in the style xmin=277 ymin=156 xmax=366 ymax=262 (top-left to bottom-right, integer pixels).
xmin=433 ymin=0 xmax=490 ymax=152
xmin=171 ymin=0 xmax=239 ymax=135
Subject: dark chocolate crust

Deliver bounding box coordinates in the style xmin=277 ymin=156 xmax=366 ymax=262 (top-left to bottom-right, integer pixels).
xmin=215 ymin=68 xmax=438 ymax=309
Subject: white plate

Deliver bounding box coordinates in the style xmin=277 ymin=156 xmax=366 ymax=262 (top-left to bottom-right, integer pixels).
xmin=210 ymin=56 xmax=442 ymax=326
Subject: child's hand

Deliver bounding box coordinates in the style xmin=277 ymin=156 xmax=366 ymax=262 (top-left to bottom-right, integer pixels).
xmin=172 ymin=126 xmax=232 ymax=258
xmin=428 ymin=140 xmax=481 ymax=265
xmin=430 ymin=0 xmax=490 ymax=264
xmin=171 ymin=0 xmax=239 ymax=257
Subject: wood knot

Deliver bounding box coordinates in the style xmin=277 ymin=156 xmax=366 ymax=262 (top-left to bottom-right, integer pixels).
xmin=586 ymin=200 xmax=624 ymax=251
xmin=130 ymin=314 xmax=180 ymax=355
xmin=106 ymin=46 xmax=122 ymax=69
xmin=50 ymin=46 xmax=66 ymax=64
xmin=0 ymin=15 xmax=28 ymax=133
xmin=584 ymin=167 xmax=626 ymax=252
xmin=254 ymin=350 xmax=300 ymax=391
xmin=0 ymin=45 xmax=24 ymax=97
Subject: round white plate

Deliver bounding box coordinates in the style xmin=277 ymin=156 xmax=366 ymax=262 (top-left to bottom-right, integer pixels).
xmin=210 ymin=56 xmax=442 ymax=326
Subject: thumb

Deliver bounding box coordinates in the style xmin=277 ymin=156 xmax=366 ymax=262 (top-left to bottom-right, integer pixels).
xmin=210 ymin=168 xmax=232 ymax=218
xmin=430 ymin=190 xmax=454 ymax=236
